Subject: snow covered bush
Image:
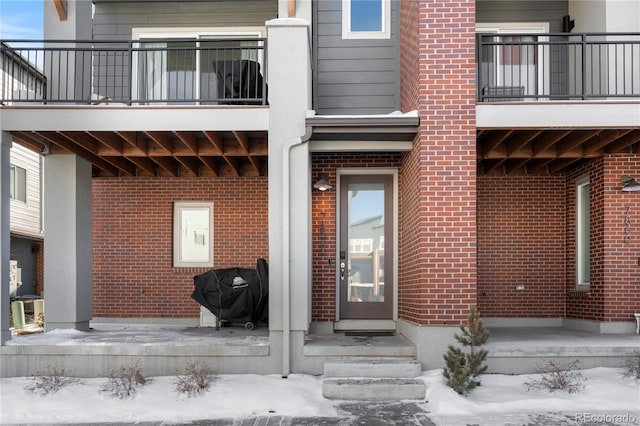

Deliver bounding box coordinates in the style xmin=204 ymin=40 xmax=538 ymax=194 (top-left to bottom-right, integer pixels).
xmin=24 ymin=365 xmax=77 ymax=396
xmin=174 ymin=362 xmax=218 ymax=397
xmin=524 ymin=360 xmax=585 ymax=394
xmin=442 ymin=308 xmax=490 ymax=396
xmin=102 ymin=363 xmax=148 ymax=399
xmin=622 ymin=350 xmax=640 ymax=381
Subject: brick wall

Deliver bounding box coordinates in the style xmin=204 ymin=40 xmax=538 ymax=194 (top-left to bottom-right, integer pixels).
xmin=603 ymin=155 xmax=640 ymax=322
xmin=566 ymin=155 xmax=640 ymax=323
xmin=398 ymin=0 xmax=477 ymax=325
xmin=92 ymin=177 xmax=268 ymax=318
xmin=566 ymin=159 xmax=605 ymax=321
xmin=477 ymin=175 xmax=566 ymax=318
xmin=311 ymin=153 xmax=402 ymax=323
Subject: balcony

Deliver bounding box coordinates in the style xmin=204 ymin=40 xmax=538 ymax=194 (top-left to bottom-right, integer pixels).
xmin=0 ymin=39 xmax=267 ymax=105
xmin=476 ymin=32 xmax=640 ymax=174
xmin=0 ymin=39 xmax=269 ymax=178
xmin=477 ymin=32 xmax=640 ymax=102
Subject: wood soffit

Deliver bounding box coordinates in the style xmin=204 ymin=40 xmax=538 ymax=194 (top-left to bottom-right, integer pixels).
xmin=476 ymin=128 xmax=640 ymax=175
xmin=10 ymin=126 xmax=640 ymax=178
xmin=12 ymin=130 xmax=268 ymax=178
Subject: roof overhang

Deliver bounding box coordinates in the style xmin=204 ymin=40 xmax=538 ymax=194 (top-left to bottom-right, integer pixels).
xmin=477 ymin=101 xmax=640 ymax=175
xmin=306 ymin=111 xmax=419 ymax=152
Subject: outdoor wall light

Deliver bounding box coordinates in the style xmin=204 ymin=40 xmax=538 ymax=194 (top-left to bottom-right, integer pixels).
xmin=621 ymin=175 xmax=640 ymax=191
xmin=313 ymin=174 xmax=333 ymax=191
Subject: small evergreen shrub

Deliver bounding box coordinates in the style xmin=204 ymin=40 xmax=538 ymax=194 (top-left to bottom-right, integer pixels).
xmin=442 ymin=308 xmax=490 ymax=396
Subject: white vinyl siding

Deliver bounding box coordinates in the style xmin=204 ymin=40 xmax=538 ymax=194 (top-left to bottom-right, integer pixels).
xmin=9 ymin=144 xmax=42 ymax=237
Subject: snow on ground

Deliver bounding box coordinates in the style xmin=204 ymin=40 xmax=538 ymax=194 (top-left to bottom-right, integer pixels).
xmin=1 ymin=367 xmax=638 ymax=424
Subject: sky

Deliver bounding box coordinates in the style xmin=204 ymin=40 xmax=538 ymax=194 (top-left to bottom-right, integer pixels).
xmin=0 ymin=0 xmax=43 ymax=40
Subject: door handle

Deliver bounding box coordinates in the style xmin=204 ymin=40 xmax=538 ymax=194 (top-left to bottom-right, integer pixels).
xmin=340 ymin=262 xmax=345 ymax=280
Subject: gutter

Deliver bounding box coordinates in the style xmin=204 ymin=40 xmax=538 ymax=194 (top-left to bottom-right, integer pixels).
xmin=282 ymin=126 xmax=313 ymax=378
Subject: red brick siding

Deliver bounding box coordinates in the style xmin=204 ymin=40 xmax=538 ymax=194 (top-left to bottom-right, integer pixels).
xmin=566 ymin=155 xmax=640 ymax=323
xmin=566 ymin=159 xmax=605 ymax=321
xmin=92 ymin=177 xmax=268 ymax=318
xmin=477 ymin=175 xmax=565 ymax=318
xmin=311 ymin=153 xmax=402 ymax=323
xmin=398 ymin=0 xmax=477 ymax=325
xmin=603 ymin=155 xmax=640 ymax=322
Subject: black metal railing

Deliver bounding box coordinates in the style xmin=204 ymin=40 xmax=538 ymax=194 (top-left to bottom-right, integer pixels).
xmin=477 ymin=32 xmax=640 ymax=101
xmin=0 ymin=39 xmax=267 ymax=105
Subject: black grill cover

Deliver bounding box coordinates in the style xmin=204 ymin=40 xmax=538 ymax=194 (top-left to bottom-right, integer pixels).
xmin=192 ymin=258 xmax=268 ymax=325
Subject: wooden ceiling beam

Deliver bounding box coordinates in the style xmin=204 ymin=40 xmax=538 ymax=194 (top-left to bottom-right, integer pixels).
xmin=149 ymin=156 xmax=179 ymax=177
xmin=12 ymin=132 xmax=47 ymax=154
xmin=478 ymin=129 xmax=513 ymax=159
xmin=54 ymin=0 xmax=67 ymax=21
xmin=605 ymin=129 xmax=640 ymax=154
xmin=116 ymin=131 xmax=148 ymax=155
xmin=531 ymin=130 xmax=572 ymax=158
xmin=125 ymin=156 xmax=158 ymax=176
xmin=59 ymin=132 xmax=137 ymax=176
xmin=38 ymin=132 xmax=119 ymax=176
xmin=175 ymin=131 xmax=199 ymax=154
xmin=203 ymin=131 xmax=225 ymax=154
xmin=506 ymin=130 xmax=542 ymax=157
xmin=88 ymin=131 xmax=124 ymax=156
xmin=583 ymin=129 xmax=634 ymax=155
xmin=145 ymin=131 xmax=174 ymax=154
xmin=556 ymin=130 xmax=600 ymax=157
xmin=233 ymin=131 xmax=260 ymax=174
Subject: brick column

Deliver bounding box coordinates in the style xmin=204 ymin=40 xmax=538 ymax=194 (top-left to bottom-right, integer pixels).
xmin=399 ymin=0 xmax=477 ymax=326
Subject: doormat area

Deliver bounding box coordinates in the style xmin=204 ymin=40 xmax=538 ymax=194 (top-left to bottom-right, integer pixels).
xmin=344 ymin=331 xmax=395 ymax=337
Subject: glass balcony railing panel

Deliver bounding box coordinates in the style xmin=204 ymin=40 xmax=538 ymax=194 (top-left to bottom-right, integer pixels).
xmin=0 ymin=39 xmax=267 ymax=105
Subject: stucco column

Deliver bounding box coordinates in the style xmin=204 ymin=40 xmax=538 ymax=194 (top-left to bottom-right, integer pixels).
xmin=0 ymin=131 xmax=12 ymax=344
xmin=43 ymin=154 xmax=92 ymax=331
xmin=266 ymin=18 xmax=312 ymax=376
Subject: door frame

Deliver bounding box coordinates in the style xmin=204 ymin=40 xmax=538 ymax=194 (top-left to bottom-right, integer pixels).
xmin=335 ymin=168 xmax=398 ymax=329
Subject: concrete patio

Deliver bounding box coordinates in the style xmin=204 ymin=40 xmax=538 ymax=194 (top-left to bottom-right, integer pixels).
xmin=1 ymin=322 xmax=638 ymax=377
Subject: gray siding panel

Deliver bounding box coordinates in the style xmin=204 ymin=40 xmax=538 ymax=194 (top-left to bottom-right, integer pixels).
xmin=93 ymin=1 xmax=276 ymax=40
xmin=477 ymin=1 xmax=568 ymax=31
xmin=313 ymin=0 xmax=400 ymax=115
xmin=91 ymin=1 xmax=275 ymax=102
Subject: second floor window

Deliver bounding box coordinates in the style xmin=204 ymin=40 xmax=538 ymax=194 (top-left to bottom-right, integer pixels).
xmin=132 ymin=28 xmax=264 ymax=104
xmin=9 ymin=164 xmax=26 ymax=203
xmin=342 ymin=0 xmax=390 ymax=40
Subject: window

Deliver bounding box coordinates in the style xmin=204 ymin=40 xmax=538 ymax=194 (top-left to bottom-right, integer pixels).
xmin=349 ymin=238 xmax=373 ymax=254
xmin=132 ymin=27 xmax=264 ymax=104
xmin=575 ymin=176 xmax=590 ymax=288
xmin=477 ymin=23 xmax=549 ymax=100
xmin=173 ymin=201 xmax=214 ymax=267
xmin=342 ymin=0 xmax=390 ymax=40
xmin=9 ymin=164 xmax=26 ymax=203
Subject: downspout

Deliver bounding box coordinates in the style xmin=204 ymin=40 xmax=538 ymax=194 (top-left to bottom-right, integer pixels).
xmin=282 ymin=125 xmax=313 ymax=378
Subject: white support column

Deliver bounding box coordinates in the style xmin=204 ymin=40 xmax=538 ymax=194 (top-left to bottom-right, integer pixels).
xmin=266 ymin=18 xmax=312 ymax=376
xmin=43 ymin=154 xmax=92 ymax=331
xmin=0 ymin=132 xmax=12 ymax=344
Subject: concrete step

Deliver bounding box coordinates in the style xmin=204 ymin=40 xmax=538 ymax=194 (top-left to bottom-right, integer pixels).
xmin=324 ymin=358 xmax=422 ymax=378
xmin=322 ymin=378 xmax=426 ymax=401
